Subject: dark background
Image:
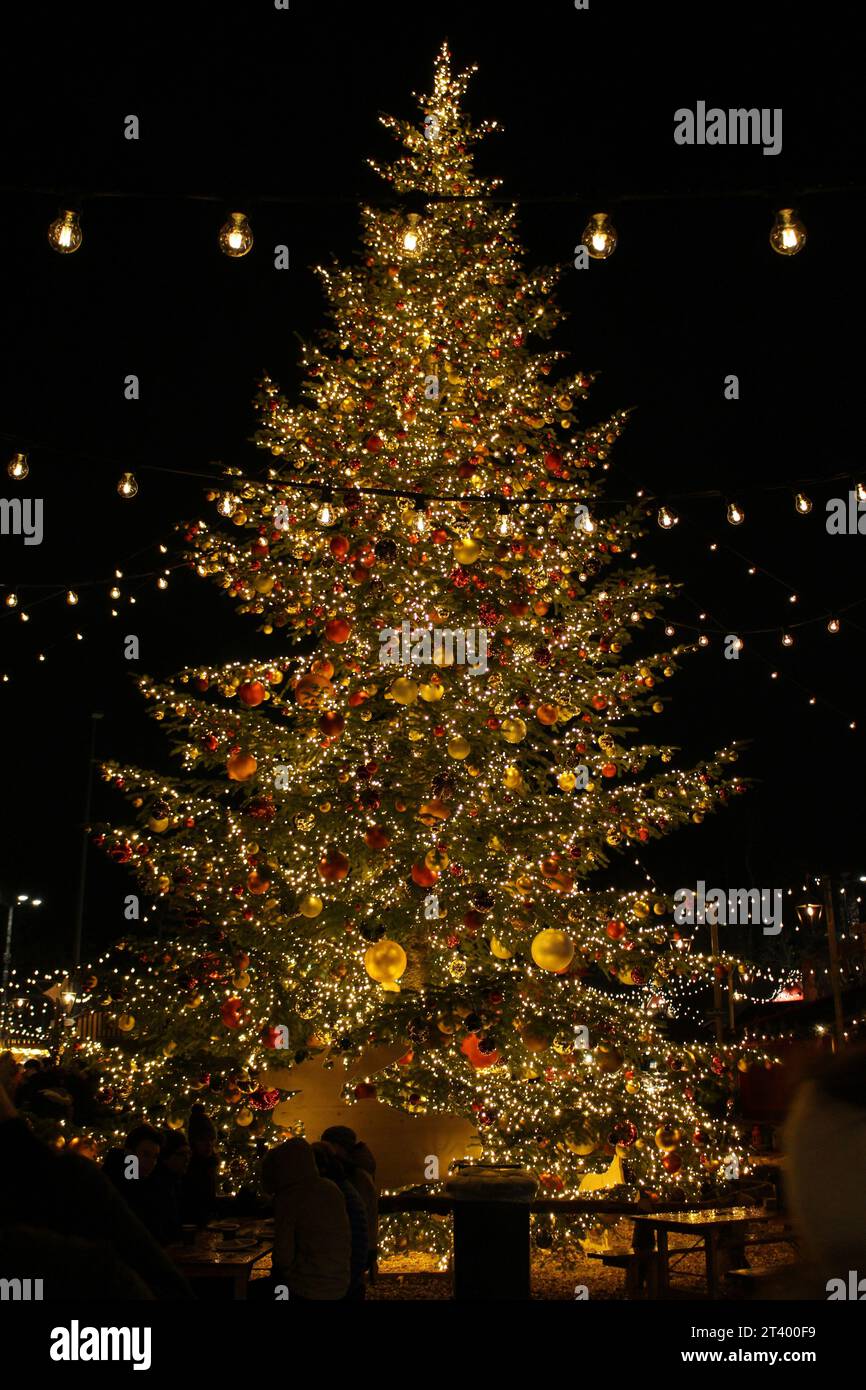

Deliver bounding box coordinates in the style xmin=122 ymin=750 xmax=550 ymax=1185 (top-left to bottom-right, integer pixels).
xmin=1 ymin=2 xmax=864 ymax=974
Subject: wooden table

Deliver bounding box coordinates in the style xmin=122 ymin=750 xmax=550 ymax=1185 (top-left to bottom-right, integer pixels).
xmin=166 ymin=1221 xmax=273 ymax=1300
xmin=632 ymin=1207 xmax=775 ymax=1299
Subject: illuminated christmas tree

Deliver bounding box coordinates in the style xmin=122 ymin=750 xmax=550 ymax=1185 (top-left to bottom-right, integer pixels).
xmin=85 ymin=45 xmax=752 ymax=1195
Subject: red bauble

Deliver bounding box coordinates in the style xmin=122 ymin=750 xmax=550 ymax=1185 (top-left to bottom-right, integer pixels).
xmin=319 ymin=710 xmax=345 ymax=738
xmin=325 ymin=616 xmax=352 ymax=643
xmin=364 ymin=435 xmax=383 ymax=452
xmin=662 ymin=1151 xmax=682 ymax=1173
xmin=238 ymin=680 xmax=266 ymax=708
xmin=601 ymin=763 xmax=617 ymax=778
xmin=461 ymin=1033 xmax=500 ymax=1069
xmin=318 ymin=847 xmax=350 ymax=882
xmin=221 ymin=997 xmax=244 ymax=1028
xmin=606 ymin=919 xmax=627 ymax=940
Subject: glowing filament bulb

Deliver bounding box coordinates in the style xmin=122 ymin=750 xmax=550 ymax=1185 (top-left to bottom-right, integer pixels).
xmin=781 ymin=632 xmax=794 ymax=647
xmin=66 ymin=590 xmax=78 ymax=605
xmin=402 ymin=214 xmax=422 ymax=255
xmin=727 ymin=501 xmax=745 ymax=525
xmin=857 ymin=482 xmax=866 ymax=503
xmin=5 ymin=593 xmax=18 ymax=609
xmin=497 ymin=505 xmax=511 ymax=536
xmin=219 ymin=212 xmax=253 ymax=258
xmin=657 ymin=506 xmax=677 ymax=529
xmin=48 ymin=209 xmax=82 ymax=254
xmin=583 ymin=212 xmax=617 ymax=259
xmin=770 ymin=208 xmax=807 ymax=256
xmin=827 ymin=617 xmax=840 ymax=633
xmin=117 ymin=472 xmax=138 ymax=499
xmin=7 ymin=452 xmax=29 ymax=480
xmin=794 ymin=492 xmax=812 ymax=514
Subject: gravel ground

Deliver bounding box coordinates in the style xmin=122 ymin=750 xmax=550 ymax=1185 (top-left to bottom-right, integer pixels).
xmin=370 ymin=1219 xmax=798 ymax=1301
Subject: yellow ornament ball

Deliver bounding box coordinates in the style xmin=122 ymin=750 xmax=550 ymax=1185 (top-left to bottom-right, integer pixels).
xmin=148 ymin=816 xmax=169 ymax=833
xmin=633 ymin=900 xmax=650 ymax=918
xmin=454 ymin=536 xmax=482 ymax=565
xmin=490 ymin=937 xmax=513 ymax=959
xmin=447 ymin=735 xmax=471 ymax=760
xmin=117 ymin=1013 xmax=136 ymax=1032
xmin=364 ymin=938 xmax=407 ymax=984
xmin=530 ymin=928 xmax=575 ymax=972
xmin=503 ymin=765 xmax=524 ymax=791
xmin=387 ymin=677 xmax=418 ymax=705
xmin=298 ymin=894 xmax=324 ymax=918
xmin=236 ymin=1107 xmax=254 ymax=1127
xmin=418 ymin=681 xmax=444 ymax=702
xmin=558 ymin=771 xmax=577 ymax=791
xmin=500 ymin=717 xmax=527 ymax=744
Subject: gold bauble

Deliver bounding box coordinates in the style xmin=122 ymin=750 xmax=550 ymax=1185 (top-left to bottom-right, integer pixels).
xmin=418 ymin=681 xmax=444 ymax=702
xmin=490 ymin=937 xmax=513 ymax=959
xmin=298 ymin=894 xmax=324 ymax=918
xmin=454 ymin=537 xmax=482 ymax=565
xmin=117 ymin=1013 xmax=136 ymax=1032
xmin=558 ymin=771 xmax=577 ymax=791
xmin=530 ymin=928 xmax=575 ymax=972
xmin=503 ymin=765 xmax=524 ymax=791
xmin=448 ymin=957 xmax=467 ymax=980
xmin=364 ymin=939 xmax=407 ymax=984
xmin=387 ymin=677 xmax=418 ymax=705
xmin=447 ymin=735 xmax=471 ymax=760
xmin=500 ymin=717 xmax=527 ymax=744
xmin=236 ymin=1107 xmax=254 ymax=1127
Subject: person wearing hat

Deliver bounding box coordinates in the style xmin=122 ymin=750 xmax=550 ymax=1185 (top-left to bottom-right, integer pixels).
xmin=321 ymin=1126 xmax=378 ymax=1284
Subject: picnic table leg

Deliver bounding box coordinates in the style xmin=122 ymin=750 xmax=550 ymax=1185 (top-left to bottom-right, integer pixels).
xmin=705 ymin=1231 xmax=720 ymax=1299
xmin=655 ymin=1230 xmax=669 ymax=1296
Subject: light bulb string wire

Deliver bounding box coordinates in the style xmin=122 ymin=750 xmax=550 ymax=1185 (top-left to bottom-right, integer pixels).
xmin=7 ymin=182 xmax=866 ymax=208
xmin=0 ymin=428 xmax=860 ymax=510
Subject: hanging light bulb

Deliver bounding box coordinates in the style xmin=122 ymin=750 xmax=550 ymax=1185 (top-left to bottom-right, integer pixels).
xmin=698 ymin=634 xmax=710 ymax=648
xmin=7 ymin=452 xmax=29 ymax=480
xmin=109 ymin=586 xmax=121 ymax=600
xmin=497 ymin=503 xmax=512 ymax=536
xmin=828 ymin=617 xmax=840 ymax=633
xmin=48 ymin=209 xmax=82 ymax=254
xmin=856 ymin=482 xmax=866 ymax=503
xmin=781 ymin=632 xmax=794 ymax=647
xmin=402 ymin=213 xmax=422 ymax=256
xmin=219 ymin=212 xmax=254 ymax=258
xmin=794 ymin=492 xmax=812 ymax=514
xmin=727 ymin=501 xmax=745 ymax=525
xmin=5 ymin=593 xmax=18 ymax=609
xmin=657 ymin=505 xmax=678 ymax=529
xmin=117 ymin=472 xmax=138 ymax=499
xmin=66 ymin=590 xmax=78 ymax=606
xmin=769 ymin=208 xmax=807 ymax=256
xmin=316 ymin=489 xmax=336 ymax=526
xmin=157 ymin=577 xmax=169 ymax=590
xmin=582 ymin=212 xmax=617 ymax=260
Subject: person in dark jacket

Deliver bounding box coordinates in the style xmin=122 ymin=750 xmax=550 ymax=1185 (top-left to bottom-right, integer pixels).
xmin=0 ymin=1081 xmax=190 ymax=1299
xmin=151 ymin=1129 xmax=191 ymax=1245
xmin=181 ymin=1103 xmax=219 ymax=1226
xmin=321 ymin=1126 xmax=379 ymax=1283
xmin=103 ymin=1122 xmax=178 ymax=1244
xmin=311 ymin=1141 xmax=369 ymax=1299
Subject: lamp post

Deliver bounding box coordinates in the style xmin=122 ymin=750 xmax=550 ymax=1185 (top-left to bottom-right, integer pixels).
xmin=1 ymin=893 xmax=43 ymax=1044
xmin=73 ymin=712 xmax=103 ymax=969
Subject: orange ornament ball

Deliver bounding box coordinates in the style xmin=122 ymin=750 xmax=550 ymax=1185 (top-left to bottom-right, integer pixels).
xmin=601 ymin=763 xmax=617 ymax=778
xmin=319 ymin=710 xmax=345 ymax=738
xmin=411 ymin=861 xmax=438 ymax=889
xmin=318 ymin=847 xmax=350 ymax=882
xmin=238 ymin=680 xmax=266 ymax=708
xmin=329 ymin=535 xmax=350 ymax=559
xmin=461 ymin=1033 xmax=500 ymax=1069
xmin=325 ymin=616 xmax=352 ymax=643
xmin=227 ymin=751 xmax=257 ymax=781
xmin=536 ymin=703 xmax=559 ymax=725
xmin=295 ymin=673 xmax=335 ymax=709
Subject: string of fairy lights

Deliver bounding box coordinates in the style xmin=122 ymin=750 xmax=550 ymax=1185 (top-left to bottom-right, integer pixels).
xmin=11 ymin=192 xmax=860 ymax=262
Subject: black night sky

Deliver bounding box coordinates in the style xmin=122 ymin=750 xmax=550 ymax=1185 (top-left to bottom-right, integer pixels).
xmin=1 ymin=2 xmax=864 ymax=978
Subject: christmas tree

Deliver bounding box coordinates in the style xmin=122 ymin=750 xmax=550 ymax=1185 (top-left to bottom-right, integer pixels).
xmin=85 ymin=44 xmax=750 ymax=1197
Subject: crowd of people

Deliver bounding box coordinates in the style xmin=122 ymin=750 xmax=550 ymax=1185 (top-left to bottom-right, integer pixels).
xmin=0 ymin=1052 xmax=380 ymax=1301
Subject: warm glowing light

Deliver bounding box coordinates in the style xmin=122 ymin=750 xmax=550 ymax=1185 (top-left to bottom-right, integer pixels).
xmin=794 ymin=492 xmax=812 ymax=514
xmin=769 ymin=208 xmax=806 ymax=256
xmin=219 ymin=212 xmax=253 ymax=258
xmin=582 ymin=212 xmax=617 ymax=260
xmin=117 ymin=472 xmax=138 ymax=499
xmin=726 ymin=501 xmax=744 ymax=525
xmin=66 ymin=590 xmax=78 ymax=605
xmin=48 ymin=209 xmax=82 ymax=254
xmin=657 ymin=506 xmax=678 ymax=529
xmin=827 ymin=617 xmax=840 ymax=633
xmin=7 ymin=452 xmax=29 ymax=480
